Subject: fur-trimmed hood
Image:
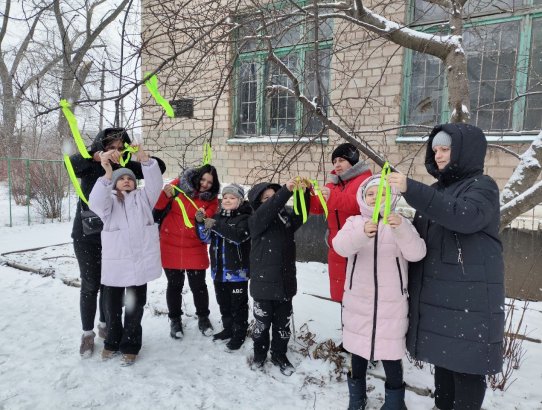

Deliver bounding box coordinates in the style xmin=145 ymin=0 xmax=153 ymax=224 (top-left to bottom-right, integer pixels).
xmin=327 ymin=160 xmax=370 ymax=185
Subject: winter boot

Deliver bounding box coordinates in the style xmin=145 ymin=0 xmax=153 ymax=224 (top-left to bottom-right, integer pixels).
xmin=380 ymin=383 xmax=407 ymax=410
xmin=120 ymin=353 xmax=137 ymax=367
xmin=250 ymin=353 xmax=267 ymax=370
xmin=226 ymin=334 xmax=246 ymax=351
xmin=198 ymin=315 xmax=213 ymax=337
xmin=170 ymin=317 xmax=184 ymax=340
xmin=97 ymin=322 xmax=107 ymax=339
xmin=271 ymin=353 xmax=295 ymax=376
xmin=79 ymin=331 xmax=95 ymax=358
xmin=347 ymin=373 xmax=367 ymax=410
xmin=101 ymin=348 xmax=118 ymax=361
xmin=213 ymin=317 xmax=233 ymax=341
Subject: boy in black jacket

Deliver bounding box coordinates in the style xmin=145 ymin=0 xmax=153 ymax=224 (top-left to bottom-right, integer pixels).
xmin=196 ymin=184 xmax=252 ymax=351
xmin=247 ymin=179 xmax=310 ymax=376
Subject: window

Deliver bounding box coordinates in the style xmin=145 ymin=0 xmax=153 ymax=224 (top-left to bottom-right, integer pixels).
xmin=233 ymin=5 xmax=332 ymax=140
xmin=403 ymin=1 xmax=542 ymax=137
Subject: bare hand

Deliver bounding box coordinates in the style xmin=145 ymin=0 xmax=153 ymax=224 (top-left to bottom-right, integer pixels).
xmin=387 ymin=213 xmax=402 ymax=229
xmin=164 ymin=184 xmax=175 ymax=198
xmin=195 ymin=208 xmax=206 ymax=223
xmin=99 ymin=151 xmax=113 ymax=179
xmin=320 ymin=186 xmax=330 ymax=201
xmin=364 ymin=220 xmax=378 ymax=238
xmin=285 ymin=179 xmax=296 ymax=192
xmin=107 ymin=149 xmax=121 ymax=165
xmin=388 ymin=172 xmax=408 ymax=193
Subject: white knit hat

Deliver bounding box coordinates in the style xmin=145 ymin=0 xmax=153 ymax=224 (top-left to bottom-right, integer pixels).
xmin=432 ymin=130 xmax=452 ymax=148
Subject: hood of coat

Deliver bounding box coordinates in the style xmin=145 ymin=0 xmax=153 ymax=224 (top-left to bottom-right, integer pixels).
xmin=327 ymin=160 xmax=370 ymax=185
xmin=178 ymin=166 xmax=218 ymax=201
xmin=356 ymin=174 xmax=401 ymax=219
xmin=425 ymin=123 xmax=487 ymax=186
xmin=248 ymin=182 xmax=282 ymax=210
xmin=90 ymin=128 xmax=131 ymax=152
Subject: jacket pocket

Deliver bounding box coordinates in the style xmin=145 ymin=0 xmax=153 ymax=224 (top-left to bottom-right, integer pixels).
xmin=395 ymin=257 xmax=405 ymax=295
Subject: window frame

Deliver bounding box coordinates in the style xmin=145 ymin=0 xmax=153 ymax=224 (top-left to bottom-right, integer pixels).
xmin=399 ymin=1 xmax=542 ymax=142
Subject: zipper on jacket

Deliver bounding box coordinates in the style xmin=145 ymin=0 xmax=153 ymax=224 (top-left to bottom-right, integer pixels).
xmin=370 ymin=227 xmax=379 ymax=361
xmin=454 ymin=233 xmax=466 ymax=275
xmin=335 ymin=209 xmax=341 ymax=230
xmin=395 ymin=257 xmax=404 ymax=295
xmin=348 ymin=255 xmax=358 ymax=290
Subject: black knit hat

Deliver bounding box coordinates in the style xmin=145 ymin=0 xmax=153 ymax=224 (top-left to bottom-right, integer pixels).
xmin=331 ymin=143 xmax=359 ymax=166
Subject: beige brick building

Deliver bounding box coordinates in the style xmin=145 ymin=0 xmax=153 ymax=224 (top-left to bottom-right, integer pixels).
xmin=141 ymin=0 xmax=541 ymax=225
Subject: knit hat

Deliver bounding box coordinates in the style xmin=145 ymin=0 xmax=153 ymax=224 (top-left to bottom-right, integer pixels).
xmin=111 ymin=168 xmax=136 ymax=188
xmin=362 ymin=177 xmax=381 ymax=200
xmin=432 ymin=130 xmax=452 ymax=149
xmin=222 ymin=183 xmax=245 ymax=200
xmin=331 ymin=143 xmax=360 ymax=166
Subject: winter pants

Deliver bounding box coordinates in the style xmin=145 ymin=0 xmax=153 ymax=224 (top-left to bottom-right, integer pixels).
xmin=103 ymin=284 xmax=147 ymax=355
xmin=351 ymin=354 xmax=404 ymax=390
xmin=214 ymin=281 xmax=248 ymax=335
xmin=73 ymin=239 xmax=105 ymax=331
xmin=252 ymin=299 xmax=292 ymax=357
xmin=164 ymin=269 xmax=210 ymax=319
xmin=434 ymin=366 xmax=486 ymax=410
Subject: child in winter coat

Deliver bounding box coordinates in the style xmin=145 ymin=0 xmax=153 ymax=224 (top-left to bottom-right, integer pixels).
xmin=247 ymin=179 xmax=310 ymax=376
xmin=332 ymin=175 xmax=426 ymax=409
xmin=195 ymin=183 xmax=251 ymax=351
xmin=89 ymin=146 xmax=163 ymax=366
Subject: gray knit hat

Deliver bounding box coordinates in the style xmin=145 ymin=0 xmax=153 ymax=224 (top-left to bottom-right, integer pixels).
xmin=222 ymin=183 xmax=245 ymax=199
xmin=432 ymin=130 xmax=452 ymax=148
xmin=111 ymin=168 xmax=136 ymax=188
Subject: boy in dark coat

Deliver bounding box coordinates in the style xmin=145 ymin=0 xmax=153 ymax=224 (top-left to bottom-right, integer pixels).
xmin=247 ymin=179 xmax=310 ymax=376
xmin=196 ymin=184 xmax=252 ymax=351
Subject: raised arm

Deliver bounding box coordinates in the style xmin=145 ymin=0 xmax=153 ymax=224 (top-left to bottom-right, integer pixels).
xmin=249 ymin=186 xmax=292 ymax=237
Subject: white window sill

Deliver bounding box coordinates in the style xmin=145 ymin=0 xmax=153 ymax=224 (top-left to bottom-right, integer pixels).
xmin=396 ymin=134 xmax=540 ymax=143
xmin=227 ymin=135 xmax=329 ymax=144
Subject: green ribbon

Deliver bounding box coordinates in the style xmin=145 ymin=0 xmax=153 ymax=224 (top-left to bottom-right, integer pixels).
xmin=372 ymin=162 xmax=392 ymax=224
xmin=60 ymin=99 xmax=91 ymax=159
xmin=144 ymin=73 xmax=175 ymax=118
xmin=169 ymin=185 xmax=200 ymax=228
xmin=63 ymin=154 xmax=88 ymax=204
xmin=119 ymin=143 xmax=139 ymax=167
xmin=202 ymin=143 xmax=212 ymax=165
xmin=311 ymin=179 xmax=328 ymax=219
xmin=293 ymin=179 xmax=308 ymax=224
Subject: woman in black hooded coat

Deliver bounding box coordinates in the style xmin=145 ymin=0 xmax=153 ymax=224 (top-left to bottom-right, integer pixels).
xmin=388 ymin=123 xmax=504 ymax=410
xmin=69 ymin=128 xmax=166 ymax=357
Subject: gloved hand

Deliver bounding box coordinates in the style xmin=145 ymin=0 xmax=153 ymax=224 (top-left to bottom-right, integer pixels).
xmin=195 ymin=208 xmax=206 ymax=223
xmin=204 ymin=218 xmax=216 ymax=230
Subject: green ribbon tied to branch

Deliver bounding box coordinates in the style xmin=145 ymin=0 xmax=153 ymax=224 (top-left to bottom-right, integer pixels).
xmin=311 ymin=179 xmax=328 ymax=220
xmin=202 ymin=143 xmax=212 ymax=165
xmin=63 ymin=154 xmax=88 ymax=204
xmin=119 ymin=143 xmax=139 ymax=167
xmin=372 ymin=162 xmax=392 ymax=224
xmin=60 ymin=99 xmax=91 ymax=159
xmin=171 ymin=185 xmax=200 ymax=228
xmin=293 ymin=178 xmax=308 ymax=224
xmin=144 ymin=73 xmax=175 ymax=118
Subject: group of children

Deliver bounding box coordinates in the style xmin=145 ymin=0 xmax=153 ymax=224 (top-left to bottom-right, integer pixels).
xmin=88 ymin=143 xmax=425 ymax=409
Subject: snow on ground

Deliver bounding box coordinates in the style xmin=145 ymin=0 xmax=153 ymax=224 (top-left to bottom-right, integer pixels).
xmin=0 ymin=221 xmax=541 ymax=409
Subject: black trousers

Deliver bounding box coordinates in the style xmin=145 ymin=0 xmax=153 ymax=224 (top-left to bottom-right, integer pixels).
xmin=164 ymin=269 xmax=210 ymax=319
xmin=252 ymin=299 xmax=292 ymax=357
xmin=214 ymin=281 xmax=248 ymax=335
xmin=351 ymin=354 xmax=404 ymax=390
xmin=103 ymin=284 xmax=147 ymax=355
xmin=434 ymin=366 xmax=486 ymax=410
xmin=73 ymin=239 xmax=105 ymax=331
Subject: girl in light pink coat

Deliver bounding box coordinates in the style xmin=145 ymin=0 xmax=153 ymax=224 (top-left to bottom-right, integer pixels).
xmin=89 ymin=146 xmax=163 ymax=366
xmin=332 ymin=175 xmax=426 ymax=410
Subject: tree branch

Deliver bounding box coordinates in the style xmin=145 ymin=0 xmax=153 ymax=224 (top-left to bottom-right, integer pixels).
xmin=500 ymin=180 xmax=542 ymax=230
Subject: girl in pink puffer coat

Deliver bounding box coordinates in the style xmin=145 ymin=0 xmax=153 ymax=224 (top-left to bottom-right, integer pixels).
xmin=332 ymin=175 xmax=426 ymax=410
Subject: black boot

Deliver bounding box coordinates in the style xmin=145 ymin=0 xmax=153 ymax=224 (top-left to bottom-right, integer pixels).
xmin=381 ymin=383 xmax=407 ymax=410
xmin=250 ymin=352 xmax=266 ymax=370
xmin=225 ymin=326 xmax=247 ymax=351
xmin=347 ymin=373 xmax=367 ymax=410
xmin=271 ymin=352 xmax=295 ymax=376
xmin=198 ymin=315 xmax=213 ymax=337
xmin=213 ymin=317 xmax=233 ymax=341
xmin=170 ymin=317 xmax=183 ymax=340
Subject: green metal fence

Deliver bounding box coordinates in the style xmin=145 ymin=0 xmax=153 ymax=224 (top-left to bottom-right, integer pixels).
xmin=0 ymin=157 xmax=73 ymax=227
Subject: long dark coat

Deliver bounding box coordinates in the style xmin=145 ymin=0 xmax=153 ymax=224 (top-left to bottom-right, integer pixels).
xmin=403 ymin=123 xmax=504 ymax=375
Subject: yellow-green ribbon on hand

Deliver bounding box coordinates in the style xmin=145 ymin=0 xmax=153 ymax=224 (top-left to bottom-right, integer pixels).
xmin=144 ymin=73 xmax=175 ymax=118
xmin=202 ymin=143 xmax=212 ymax=165
xmin=174 ymin=197 xmax=194 ymax=228
xmin=372 ymin=162 xmax=392 ymax=224
xmin=63 ymin=154 xmax=88 ymax=204
xmin=172 ymin=186 xmax=199 ymax=211
xmin=60 ymin=99 xmax=91 ymax=159
xmin=293 ymin=179 xmax=308 ymax=224
xmin=119 ymin=143 xmax=139 ymax=167
xmin=311 ymin=179 xmax=328 ymax=220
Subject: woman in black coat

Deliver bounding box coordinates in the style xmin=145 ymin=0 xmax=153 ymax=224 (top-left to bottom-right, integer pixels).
xmin=70 ymin=128 xmax=166 ymax=357
xmin=388 ymin=123 xmax=504 ymax=410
